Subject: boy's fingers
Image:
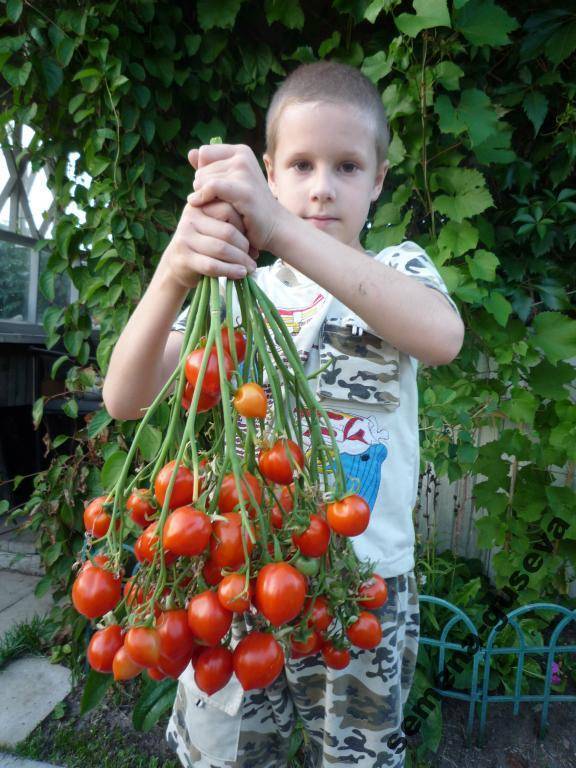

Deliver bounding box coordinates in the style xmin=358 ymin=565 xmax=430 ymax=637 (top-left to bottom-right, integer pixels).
xmin=201 ymin=200 xmax=245 ymax=234
xmin=187 ymin=148 xmax=199 ymax=170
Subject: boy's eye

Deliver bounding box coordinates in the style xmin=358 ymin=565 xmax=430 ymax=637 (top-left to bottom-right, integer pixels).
xmin=340 ymin=162 xmax=358 ymax=173
xmin=293 ymin=161 xmax=311 ymax=172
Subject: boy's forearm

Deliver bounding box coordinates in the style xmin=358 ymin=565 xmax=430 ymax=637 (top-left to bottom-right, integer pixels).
xmin=269 ymin=213 xmax=464 ymax=366
xmin=102 ymin=257 xmax=190 ymax=420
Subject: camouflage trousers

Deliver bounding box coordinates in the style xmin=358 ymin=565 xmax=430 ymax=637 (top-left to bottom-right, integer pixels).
xmin=166 ymin=571 xmax=420 ymax=768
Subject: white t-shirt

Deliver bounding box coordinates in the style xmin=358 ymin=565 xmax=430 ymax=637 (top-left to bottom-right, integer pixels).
xmin=172 ymin=241 xmax=460 ymax=578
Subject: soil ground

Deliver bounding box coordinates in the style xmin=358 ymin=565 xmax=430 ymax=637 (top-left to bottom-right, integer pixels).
xmin=9 ymin=677 xmax=576 ymax=768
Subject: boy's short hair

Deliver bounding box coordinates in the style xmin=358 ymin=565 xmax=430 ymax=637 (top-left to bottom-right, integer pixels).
xmin=265 ymin=60 xmax=389 ymax=165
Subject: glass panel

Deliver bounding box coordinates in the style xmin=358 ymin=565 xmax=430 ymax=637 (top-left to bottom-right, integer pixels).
xmin=28 ymin=166 xmax=53 ymax=233
xmin=36 ymin=250 xmax=72 ymax=323
xmin=0 ymin=240 xmax=32 ymax=321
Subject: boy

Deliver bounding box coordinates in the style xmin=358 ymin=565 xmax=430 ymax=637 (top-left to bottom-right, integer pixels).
xmin=103 ymin=61 xmax=464 ymax=767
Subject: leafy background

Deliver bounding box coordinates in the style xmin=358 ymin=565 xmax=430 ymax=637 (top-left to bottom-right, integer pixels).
xmin=1 ymin=0 xmax=575 ymax=760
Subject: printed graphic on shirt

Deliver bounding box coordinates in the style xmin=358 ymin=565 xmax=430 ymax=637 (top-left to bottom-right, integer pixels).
xmin=317 ymin=323 xmax=400 ymax=408
xmin=300 ymin=407 xmax=389 ymax=511
xmin=380 ymin=241 xmax=460 ymax=315
xmin=278 ymin=293 xmax=326 ymax=335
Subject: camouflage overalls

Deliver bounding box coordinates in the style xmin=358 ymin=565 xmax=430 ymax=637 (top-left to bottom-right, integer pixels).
xmin=166 ymin=571 xmax=419 ymax=768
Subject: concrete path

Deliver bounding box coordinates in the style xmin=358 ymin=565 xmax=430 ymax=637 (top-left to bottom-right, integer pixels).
xmin=0 ymin=570 xmax=72 ymax=757
xmin=0 ymin=752 xmax=65 ymax=767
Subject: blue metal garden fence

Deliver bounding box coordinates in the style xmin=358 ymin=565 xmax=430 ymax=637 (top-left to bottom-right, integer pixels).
xmin=418 ymin=596 xmax=576 ymax=743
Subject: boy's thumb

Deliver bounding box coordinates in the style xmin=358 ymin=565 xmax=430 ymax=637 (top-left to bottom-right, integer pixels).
xmin=188 ymin=148 xmax=199 ymax=170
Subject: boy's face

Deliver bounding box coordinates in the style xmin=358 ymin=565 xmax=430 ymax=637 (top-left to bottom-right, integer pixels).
xmin=263 ymin=101 xmax=388 ymax=252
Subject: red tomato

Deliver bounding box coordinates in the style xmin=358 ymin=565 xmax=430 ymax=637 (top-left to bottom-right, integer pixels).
xmin=134 ymin=521 xmax=177 ymax=565
xmin=154 ymin=460 xmax=196 ymax=510
xmin=87 ymin=625 xmax=123 ymax=673
xmin=221 ymin=327 xmax=247 ymax=363
xmin=279 ymin=486 xmax=295 ymax=513
xmin=124 ymin=626 xmax=161 ymax=668
xmin=270 ymin=505 xmax=284 ymax=530
xmin=147 ymin=667 xmax=166 ymax=681
xmin=305 ymin=595 xmax=333 ymax=633
xmin=233 ymin=383 xmax=267 ymax=419
xmin=202 ymin=557 xmax=223 ymax=586
xmin=187 ymin=590 xmax=233 ymax=646
xmin=113 ymin=645 xmax=143 ymax=681
xmin=72 ymin=565 xmax=121 ymax=619
xmin=79 ymin=553 xmax=110 ymax=573
xmin=210 ymin=512 xmax=254 ymax=570
xmin=158 ymin=651 xmax=192 ymax=679
xmin=256 ymin=562 xmax=307 ymax=627
xmin=217 ymin=473 xmax=262 ymax=517
xmin=182 ymin=381 xmax=222 ymax=413
xmin=290 ymin=631 xmax=324 ymax=659
xmin=258 ymin=439 xmax=304 ymax=485
xmin=194 ymin=646 xmax=234 ymax=695
xmin=326 ymin=494 xmax=370 ymax=537
xmin=185 ymin=346 xmax=234 ymax=396
xmin=358 ymin=574 xmax=388 ymax=610
xmin=157 ymin=609 xmax=196 ymax=660
xmin=292 ymin=514 xmax=330 ymax=557
xmin=346 ymin=611 xmax=382 ymax=650
xmin=162 ymin=505 xmax=212 ymax=557
xmin=123 ymin=577 xmax=153 ymax=609
xmin=322 ymin=642 xmax=351 ymax=670
xmin=83 ymin=496 xmax=116 ymax=538
xmin=233 ymin=632 xmax=285 ymax=690
xmin=217 ymin=573 xmax=252 ymax=613
xmin=126 ymin=489 xmax=156 ymax=528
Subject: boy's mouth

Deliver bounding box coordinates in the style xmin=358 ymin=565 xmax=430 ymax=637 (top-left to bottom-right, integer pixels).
xmin=305 ymin=216 xmax=339 ymax=226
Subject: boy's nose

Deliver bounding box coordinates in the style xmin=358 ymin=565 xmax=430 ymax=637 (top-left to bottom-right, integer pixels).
xmin=309 ymin=171 xmax=335 ymax=202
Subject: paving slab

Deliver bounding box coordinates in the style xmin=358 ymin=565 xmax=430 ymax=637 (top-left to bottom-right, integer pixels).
xmin=0 ymin=754 xmax=64 ymax=767
xmin=0 ymin=572 xmax=39 ymax=613
xmin=0 ymin=657 xmax=72 ymax=747
xmin=0 ymin=572 xmax=52 ymax=638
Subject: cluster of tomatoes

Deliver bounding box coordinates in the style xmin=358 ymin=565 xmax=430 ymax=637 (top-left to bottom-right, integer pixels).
xmin=73 ymin=324 xmax=388 ymax=695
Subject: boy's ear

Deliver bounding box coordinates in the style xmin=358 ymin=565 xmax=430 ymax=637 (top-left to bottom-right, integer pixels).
xmin=263 ymin=153 xmax=278 ymax=198
xmin=371 ymin=159 xmax=390 ymax=202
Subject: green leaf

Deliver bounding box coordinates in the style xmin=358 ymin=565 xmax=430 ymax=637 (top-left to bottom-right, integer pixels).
xmin=63 ymin=399 xmax=78 ymax=419
xmin=523 ymin=91 xmax=548 ymax=136
xmin=44 ymin=542 xmax=63 ymax=567
xmin=319 ymin=31 xmax=341 ymax=58
xmin=529 ymin=360 xmax=575 ymax=401
xmin=484 ymin=291 xmax=512 ymax=327
xmin=184 ymin=34 xmax=201 ymax=56
xmin=41 ymin=58 xmax=63 ymax=98
xmin=80 ymin=670 xmax=113 ymax=715
xmin=530 ymin=313 xmax=576 ymax=366
xmin=51 ymin=355 xmax=69 ymax=379
xmin=265 ymin=0 xmax=305 ymax=29
xmin=232 ymin=101 xmax=256 ymax=129
xmin=364 ymin=0 xmax=398 ymax=23
xmin=52 ymin=435 xmax=69 ymax=449
xmin=455 ymin=0 xmax=519 ymax=47
xmin=87 ymin=409 xmax=113 ymax=438
xmin=435 ymin=89 xmax=499 ymax=147
xmin=132 ymin=679 xmax=177 ymax=732
xmin=7 ymin=0 xmax=23 ymax=23
xmin=141 ymin=118 xmax=155 ymax=145
xmin=500 ymin=388 xmax=538 ymax=428
xmin=121 ymin=132 xmax=140 ymax=154
xmin=466 ymin=249 xmax=499 ymax=281
xmin=432 ymin=167 xmax=494 ymax=222
xmin=395 ymin=0 xmax=450 ymax=37
xmin=2 ymin=61 xmax=32 ymax=87
xmin=361 ymin=50 xmax=392 ymax=83
xmin=101 ymin=450 xmax=129 ymax=488
xmin=433 ymin=61 xmax=464 ymax=91
xmin=34 ymin=574 xmax=53 ymax=599
xmin=437 ymin=220 xmax=478 ymax=263
xmin=32 ymin=397 xmax=45 ymax=429
xmin=545 ymin=20 xmax=576 ymax=66
xmin=138 ymin=425 xmax=162 ymax=462
xmin=197 ymin=0 xmax=244 ymax=30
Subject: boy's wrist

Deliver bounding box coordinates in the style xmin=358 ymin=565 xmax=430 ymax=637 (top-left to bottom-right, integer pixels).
xmin=266 ymin=207 xmax=300 ymax=258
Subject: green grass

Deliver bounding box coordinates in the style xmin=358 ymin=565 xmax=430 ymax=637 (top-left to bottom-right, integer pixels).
xmin=9 ymin=719 xmax=180 ymax=768
xmin=0 ymin=614 xmax=53 ymax=668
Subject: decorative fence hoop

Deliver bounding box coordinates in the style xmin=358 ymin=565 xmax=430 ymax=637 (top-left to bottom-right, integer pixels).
xmin=418 ymin=596 xmax=576 ymax=744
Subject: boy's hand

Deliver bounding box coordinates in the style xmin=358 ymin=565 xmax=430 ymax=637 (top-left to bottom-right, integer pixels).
xmin=187 ymin=144 xmax=287 ymax=252
xmin=161 ymin=199 xmax=258 ymax=288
